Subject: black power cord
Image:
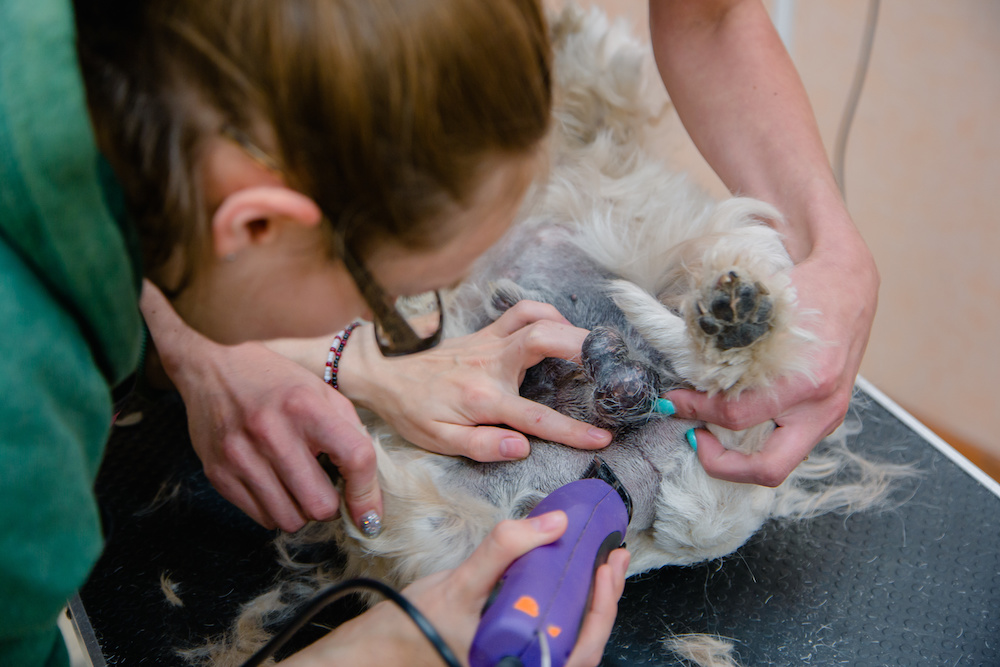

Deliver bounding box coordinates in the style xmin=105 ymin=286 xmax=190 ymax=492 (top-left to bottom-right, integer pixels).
xmin=240 ymin=577 xmax=462 ymax=667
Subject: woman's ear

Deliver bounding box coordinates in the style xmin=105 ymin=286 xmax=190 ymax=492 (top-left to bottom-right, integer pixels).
xmin=211 ymin=186 xmax=323 ymax=259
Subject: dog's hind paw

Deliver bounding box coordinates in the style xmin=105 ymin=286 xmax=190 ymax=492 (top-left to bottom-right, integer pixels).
xmin=695 ymin=271 xmax=774 ymax=351
xmin=583 ymin=326 xmax=658 ymax=425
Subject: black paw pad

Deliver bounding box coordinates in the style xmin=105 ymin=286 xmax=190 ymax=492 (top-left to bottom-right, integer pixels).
xmin=696 ymin=272 xmax=774 ymax=351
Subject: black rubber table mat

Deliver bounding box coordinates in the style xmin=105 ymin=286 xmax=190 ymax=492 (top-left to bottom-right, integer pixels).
xmin=76 ymin=387 xmax=1000 ymax=666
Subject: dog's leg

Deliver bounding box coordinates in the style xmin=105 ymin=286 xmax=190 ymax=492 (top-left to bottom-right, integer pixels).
xmin=582 ymin=326 xmax=660 ymax=425
xmin=611 ymin=221 xmax=815 ymax=397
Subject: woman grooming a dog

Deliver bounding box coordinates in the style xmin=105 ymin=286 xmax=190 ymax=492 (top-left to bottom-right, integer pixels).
xmin=186 ymin=0 xmax=880 ymax=536
xmin=319 ymin=0 xmax=881 ymax=494
xmin=0 ymin=1 xmax=626 ymax=665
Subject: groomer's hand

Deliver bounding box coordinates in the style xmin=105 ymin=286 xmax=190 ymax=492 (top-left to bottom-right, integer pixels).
xmin=338 ymin=300 xmax=613 ymax=461
xmin=649 ymin=0 xmax=879 ymax=487
xmin=140 ymin=281 xmax=382 ymax=533
xmin=665 ymin=228 xmax=878 ymax=487
xmin=281 ymin=511 xmax=630 ymax=667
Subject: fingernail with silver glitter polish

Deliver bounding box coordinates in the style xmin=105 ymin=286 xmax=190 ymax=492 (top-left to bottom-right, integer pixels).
xmin=359 ymin=510 xmax=382 ymax=539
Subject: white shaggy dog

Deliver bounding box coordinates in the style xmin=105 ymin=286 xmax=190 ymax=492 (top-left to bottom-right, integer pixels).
xmin=195 ymin=7 xmax=901 ymax=666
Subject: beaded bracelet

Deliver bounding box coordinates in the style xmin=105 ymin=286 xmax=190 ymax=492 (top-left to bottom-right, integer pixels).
xmin=324 ymin=322 xmax=361 ymax=390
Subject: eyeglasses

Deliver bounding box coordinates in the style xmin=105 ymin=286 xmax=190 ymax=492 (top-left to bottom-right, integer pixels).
xmin=221 ymin=125 xmax=444 ymax=356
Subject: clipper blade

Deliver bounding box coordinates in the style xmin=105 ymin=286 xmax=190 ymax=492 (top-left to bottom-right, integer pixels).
xmin=581 ymin=456 xmax=633 ymax=522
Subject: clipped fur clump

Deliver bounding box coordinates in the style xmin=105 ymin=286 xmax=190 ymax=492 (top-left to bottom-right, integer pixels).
xmin=159 ymin=572 xmax=185 ymax=608
xmin=180 ymin=587 xmax=286 ymax=667
xmin=663 ymin=633 xmax=742 ymax=667
xmin=194 ymin=6 xmax=912 ymax=666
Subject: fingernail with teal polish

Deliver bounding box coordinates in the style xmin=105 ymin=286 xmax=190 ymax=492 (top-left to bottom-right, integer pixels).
xmin=654 ymin=398 xmax=676 ymax=416
xmin=359 ymin=510 xmax=382 ymax=539
xmin=686 ymin=428 xmax=698 ymax=452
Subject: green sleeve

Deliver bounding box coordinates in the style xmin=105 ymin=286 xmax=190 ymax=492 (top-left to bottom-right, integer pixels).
xmin=0 ymin=1 xmax=144 ymax=662
xmin=0 ymin=0 xmax=143 ymax=388
xmin=0 ymin=238 xmax=110 ymax=666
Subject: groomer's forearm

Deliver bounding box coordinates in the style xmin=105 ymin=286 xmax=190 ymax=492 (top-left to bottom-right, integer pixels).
xmin=649 ymin=0 xmax=850 ymax=262
xmin=262 ymin=334 xmax=333 ymax=378
xmin=262 ymin=324 xmax=378 ymax=406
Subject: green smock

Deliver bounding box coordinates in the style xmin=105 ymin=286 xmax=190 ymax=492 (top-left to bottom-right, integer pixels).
xmin=0 ymin=0 xmax=143 ymax=664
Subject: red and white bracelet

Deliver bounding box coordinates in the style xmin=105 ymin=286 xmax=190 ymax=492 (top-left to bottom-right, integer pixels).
xmin=324 ymin=322 xmax=361 ymax=389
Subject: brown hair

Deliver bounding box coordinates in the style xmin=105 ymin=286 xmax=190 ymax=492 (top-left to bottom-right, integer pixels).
xmin=75 ymin=0 xmax=551 ymax=291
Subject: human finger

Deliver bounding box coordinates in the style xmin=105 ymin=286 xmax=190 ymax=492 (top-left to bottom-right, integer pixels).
xmin=426 ymin=418 xmax=604 ymax=461
xmin=487 ymin=300 xmax=574 ymax=337
xmin=303 ymin=413 xmax=383 ymax=537
xmin=565 ymin=548 xmax=630 ymax=667
xmin=237 ymin=400 xmax=345 ymax=524
xmin=451 ymin=512 xmax=569 ymax=601
xmin=139 ymin=279 xmax=186 ymax=333
xmin=237 ymin=455 xmax=310 ymax=531
xmin=264 ymin=440 xmax=343 ymax=522
xmin=487 ymin=394 xmax=611 ymax=451
xmin=664 ymin=387 xmax=784 ymax=432
xmin=202 ymin=431 xmax=310 ymax=531
xmin=426 ymin=423 xmax=534 ymax=460
xmin=504 ymin=318 xmax=592 ymax=368
xmin=209 ymin=472 xmax=278 ymax=530
xmin=693 ymin=421 xmax=820 ymax=487
xmin=426 ymin=402 xmax=610 ymax=461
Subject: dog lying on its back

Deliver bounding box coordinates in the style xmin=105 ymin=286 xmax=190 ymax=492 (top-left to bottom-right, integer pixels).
xmin=324 ymin=5 xmax=868 ymax=585
xmin=194 ymin=7 xmax=901 ymax=666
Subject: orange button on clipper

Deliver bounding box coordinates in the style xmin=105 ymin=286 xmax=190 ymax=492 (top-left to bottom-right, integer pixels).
xmin=512 ymin=595 xmax=539 ymax=618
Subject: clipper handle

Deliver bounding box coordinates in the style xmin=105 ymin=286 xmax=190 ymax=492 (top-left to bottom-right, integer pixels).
xmin=469 ymin=478 xmax=628 ymax=667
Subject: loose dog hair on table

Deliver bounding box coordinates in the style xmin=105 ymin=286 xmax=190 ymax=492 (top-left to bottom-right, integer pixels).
xmin=187 ymin=7 xmax=908 ymax=666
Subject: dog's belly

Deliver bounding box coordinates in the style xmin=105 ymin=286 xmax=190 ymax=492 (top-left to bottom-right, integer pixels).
xmin=436 ymin=415 xmax=695 ymax=532
xmin=434 ymin=222 xmax=702 ymax=532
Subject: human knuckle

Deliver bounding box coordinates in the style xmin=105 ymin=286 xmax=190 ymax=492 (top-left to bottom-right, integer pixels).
xmin=812 ymin=370 xmax=842 ymax=399
xmin=244 ymin=409 xmax=276 ymax=439
xmin=202 ymin=463 xmax=227 ymax=487
xmin=830 ymin=392 xmax=852 ymax=420
xmin=507 ymin=300 xmax=536 ymax=317
xmin=304 ymin=495 xmax=339 ymax=522
xmin=464 ymin=385 xmax=497 ymax=413
xmin=491 ymin=519 xmax=521 ymax=549
xmin=218 ymin=436 xmax=250 ymax=466
xmin=280 ymin=516 xmax=307 ymax=533
xmin=282 ymin=385 xmax=320 ymax=417
xmin=464 ymin=431 xmax=493 ymax=461
xmin=339 ymin=440 xmax=376 ymax=474
xmin=522 ymin=321 xmax=556 ymax=349
xmin=245 ymin=421 xmax=287 ymax=459
xmin=719 ymin=403 xmax=753 ymax=429
xmin=757 ymin=466 xmax=790 ymax=488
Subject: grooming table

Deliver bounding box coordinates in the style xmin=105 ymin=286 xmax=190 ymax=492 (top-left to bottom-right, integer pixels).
xmin=72 ymin=378 xmax=1000 ymax=666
